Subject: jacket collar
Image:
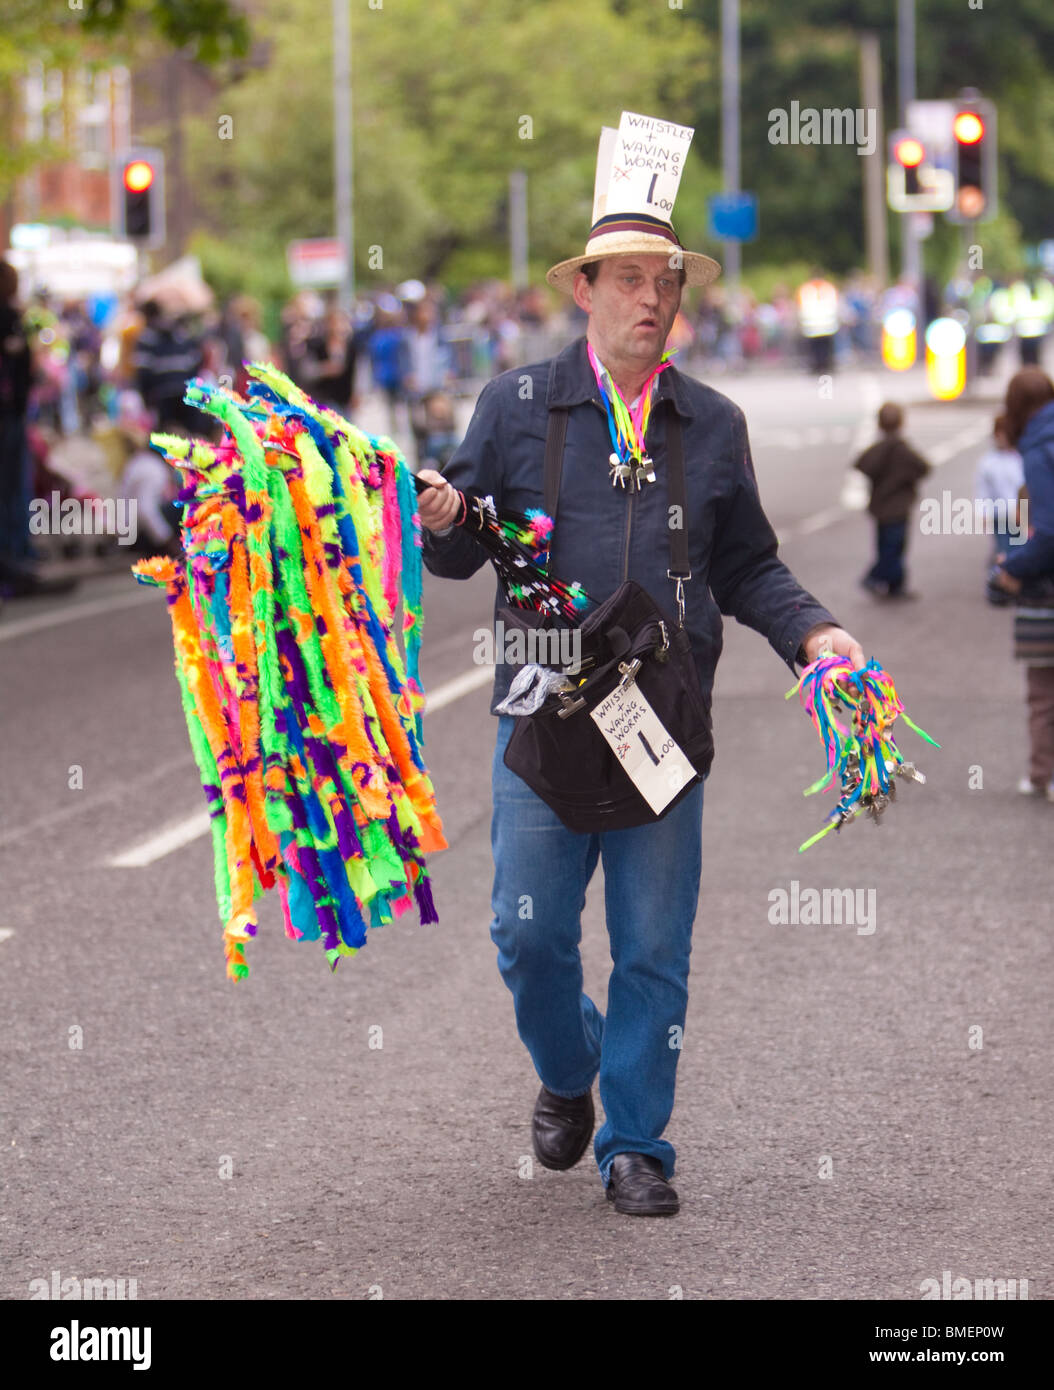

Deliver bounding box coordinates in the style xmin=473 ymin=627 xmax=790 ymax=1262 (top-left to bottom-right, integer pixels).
xmin=545 ymin=335 xmax=693 ymax=419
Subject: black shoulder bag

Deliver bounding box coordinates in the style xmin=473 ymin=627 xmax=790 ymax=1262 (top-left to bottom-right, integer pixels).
xmin=499 ymin=405 xmax=715 ymax=832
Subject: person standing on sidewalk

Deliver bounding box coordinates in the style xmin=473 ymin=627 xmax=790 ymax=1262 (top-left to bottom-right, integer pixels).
xmin=975 ymin=413 xmax=1024 ymax=574
xmin=415 ymin=114 xmax=864 ymax=1218
xmin=131 ymin=299 xmax=204 ymax=433
xmin=989 ymin=367 xmax=1054 ymax=800
xmin=0 ymin=260 xmax=35 ymax=586
xmin=854 ymin=401 xmax=932 ymax=600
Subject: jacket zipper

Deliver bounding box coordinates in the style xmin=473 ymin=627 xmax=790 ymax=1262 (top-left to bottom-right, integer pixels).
xmin=622 ymin=487 xmax=633 ymax=582
xmin=593 ymin=395 xmax=635 ymax=582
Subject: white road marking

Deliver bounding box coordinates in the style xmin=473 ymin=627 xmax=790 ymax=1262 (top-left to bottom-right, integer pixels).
xmin=0 ymin=929 xmax=14 ymax=943
xmin=840 ymin=472 xmax=871 ymax=511
xmin=0 ymin=588 xmax=156 ymax=643
xmin=754 ymin=429 xmax=802 ymax=450
xmin=107 ymin=809 xmax=212 ymax=868
xmin=929 ymin=419 xmax=992 ymax=468
xmin=794 ymin=506 xmax=846 ymax=536
xmin=839 ymin=372 xmax=883 ymax=512
xmin=0 ymin=751 xmax=195 ymax=853
xmin=424 ymin=664 xmax=493 ymax=711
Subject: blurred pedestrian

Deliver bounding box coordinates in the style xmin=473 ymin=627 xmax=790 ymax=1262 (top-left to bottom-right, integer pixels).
xmin=0 ymin=259 xmax=34 ymax=581
xmin=230 ymin=296 xmax=274 ymax=389
xmin=404 ymin=296 xmax=452 ymax=464
xmin=368 ymin=299 xmax=410 ymax=438
xmin=279 ymin=290 xmax=325 ymax=383
xmin=988 ymin=368 xmax=1054 ymax=799
xmin=417 ymin=391 xmax=459 ymax=472
xmin=854 ymin=401 xmax=931 ymax=600
xmin=119 ymin=402 xmax=181 ymax=557
xmin=974 ymin=413 xmax=1025 ymax=572
xmin=797 ymin=270 xmax=840 ymax=373
xmin=300 ymin=299 xmax=357 ymax=412
xmin=132 ymin=299 xmax=204 ymax=432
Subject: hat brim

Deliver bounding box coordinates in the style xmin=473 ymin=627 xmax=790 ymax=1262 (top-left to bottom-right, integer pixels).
xmin=546 ymin=238 xmax=722 ymax=295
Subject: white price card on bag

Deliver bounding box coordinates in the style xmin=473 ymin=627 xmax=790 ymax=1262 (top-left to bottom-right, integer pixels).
xmin=590 ymin=680 xmax=696 ymax=814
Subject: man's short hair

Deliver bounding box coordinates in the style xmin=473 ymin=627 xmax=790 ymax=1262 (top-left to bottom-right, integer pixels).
xmin=878 ymin=402 xmax=904 ymax=433
xmin=579 ymin=259 xmax=687 ymax=287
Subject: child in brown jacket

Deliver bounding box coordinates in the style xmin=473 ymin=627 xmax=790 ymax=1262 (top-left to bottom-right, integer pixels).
xmin=854 ymin=401 xmax=931 ymax=599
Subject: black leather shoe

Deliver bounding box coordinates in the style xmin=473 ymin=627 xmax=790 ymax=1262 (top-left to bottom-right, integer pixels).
xmin=531 ymin=1085 xmax=595 ymax=1171
xmin=605 ymin=1152 xmax=680 ymax=1216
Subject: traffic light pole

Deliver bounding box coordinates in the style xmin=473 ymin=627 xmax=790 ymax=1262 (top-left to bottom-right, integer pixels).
xmin=962 ymin=221 xmax=979 ymax=397
xmin=333 ymin=0 xmax=355 ymax=311
xmin=720 ymin=0 xmax=741 ymax=292
xmin=897 ymin=0 xmax=922 ymax=301
xmin=860 ymin=32 xmax=888 ymax=289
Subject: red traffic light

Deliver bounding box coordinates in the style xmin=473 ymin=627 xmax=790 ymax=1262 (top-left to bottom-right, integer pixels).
xmin=894 ymin=136 xmax=925 ymax=168
xmin=953 ymin=111 xmax=984 ymax=145
xmin=123 ymin=160 xmax=155 ymax=194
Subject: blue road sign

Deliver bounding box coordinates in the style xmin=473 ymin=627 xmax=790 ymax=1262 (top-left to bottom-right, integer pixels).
xmin=707 ymin=192 xmax=759 ymax=242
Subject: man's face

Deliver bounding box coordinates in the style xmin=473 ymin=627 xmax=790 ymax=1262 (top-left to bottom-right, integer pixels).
xmin=573 ymin=255 xmax=683 ymax=371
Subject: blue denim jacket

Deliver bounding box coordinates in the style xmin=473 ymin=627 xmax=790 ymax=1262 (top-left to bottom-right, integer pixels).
xmin=422 ymin=336 xmax=838 ymax=714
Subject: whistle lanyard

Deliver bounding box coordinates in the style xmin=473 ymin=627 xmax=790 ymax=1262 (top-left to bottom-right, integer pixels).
xmin=587 ymin=342 xmax=676 ymax=487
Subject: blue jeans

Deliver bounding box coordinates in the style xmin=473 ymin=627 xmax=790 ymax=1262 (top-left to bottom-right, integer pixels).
xmin=489 ymin=714 xmax=705 ymax=1182
xmin=866 ymin=519 xmax=908 ymax=594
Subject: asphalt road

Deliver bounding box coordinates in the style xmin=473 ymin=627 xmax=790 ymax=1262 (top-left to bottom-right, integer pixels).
xmin=1 ymin=359 xmax=1050 ymax=1303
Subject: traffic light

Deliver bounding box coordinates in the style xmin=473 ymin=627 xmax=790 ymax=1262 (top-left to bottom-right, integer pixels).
xmin=886 ymin=130 xmax=953 ymax=213
xmin=123 ymin=159 xmax=155 ymax=236
xmin=949 ymin=97 xmax=997 ymax=223
xmin=894 ymin=135 xmax=924 ymax=196
xmin=112 ymin=148 xmax=165 ymax=249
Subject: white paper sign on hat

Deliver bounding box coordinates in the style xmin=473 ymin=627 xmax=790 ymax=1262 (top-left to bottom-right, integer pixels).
xmin=547 ymin=110 xmax=721 ymax=294
xmin=607 ymin=112 xmax=695 ymax=222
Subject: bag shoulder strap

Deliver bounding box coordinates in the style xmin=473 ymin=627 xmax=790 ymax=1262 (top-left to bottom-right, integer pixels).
xmin=665 ymin=413 xmax=689 ymax=579
xmin=544 ymin=406 xmax=568 ymax=519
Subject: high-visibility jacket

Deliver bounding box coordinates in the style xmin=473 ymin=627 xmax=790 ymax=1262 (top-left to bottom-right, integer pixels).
xmin=797 ymin=279 xmax=839 ymax=337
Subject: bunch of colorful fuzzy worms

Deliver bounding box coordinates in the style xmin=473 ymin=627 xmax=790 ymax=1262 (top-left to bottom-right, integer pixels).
xmin=448 ymin=491 xmax=590 ymax=621
xmin=133 ymin=362 xmax=446 ymax=980
xmin=786 ymin=654 xmax=940 ymax=852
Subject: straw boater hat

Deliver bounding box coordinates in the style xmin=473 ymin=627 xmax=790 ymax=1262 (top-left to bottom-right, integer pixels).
xmin=546 ymin=111 xmax=722 ymax=295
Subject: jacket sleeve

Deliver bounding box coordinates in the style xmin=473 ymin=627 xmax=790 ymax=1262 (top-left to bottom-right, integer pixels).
xmin=907 ymin=445 xmax=932 ymax=480
xmin=853 ymin=444 xmax=879 ymax=477
xmin=421 ymin=377 xmax=505 ymax=581
xmin=707 ymin=405 xmax=839 ymax=671
xmin=1002 ymin=441 xmax=1054 ymax=580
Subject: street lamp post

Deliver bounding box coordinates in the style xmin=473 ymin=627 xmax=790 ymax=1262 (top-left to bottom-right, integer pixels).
xmin=333 ymin=0 xmax=355 ymax=309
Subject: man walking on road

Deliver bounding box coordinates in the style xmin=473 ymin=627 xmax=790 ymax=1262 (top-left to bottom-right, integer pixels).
xmin=417 ymin=115 xmax=863 ymax=1217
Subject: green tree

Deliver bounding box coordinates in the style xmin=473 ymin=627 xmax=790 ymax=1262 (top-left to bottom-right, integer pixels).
xmin=0 ymin=0 xmax=250 ymax=207
xmin=685 ymin=0 xmax=1054 ymax=271
xmin=185 ymin=0 xmax=717 ymax=295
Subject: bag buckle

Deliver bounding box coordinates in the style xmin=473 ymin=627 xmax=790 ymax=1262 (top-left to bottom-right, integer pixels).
xmin=667 ymin=569 xmax=691 ymax=628
xmin=557 ymin=693 xmax=586 ymax=718
xmin=617 ymin=657 xmax=642 ymax=693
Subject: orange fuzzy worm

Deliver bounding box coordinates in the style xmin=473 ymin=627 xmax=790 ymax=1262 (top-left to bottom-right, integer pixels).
xmin=167 ymin=572 xmax=257 ymax=966
xmin=225 ymin=527 xmax=281 ymax=876
xmin=285 ymin=472 xmax=391 ymax=821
